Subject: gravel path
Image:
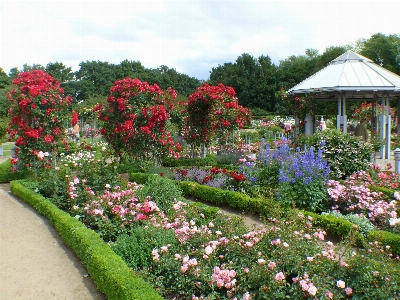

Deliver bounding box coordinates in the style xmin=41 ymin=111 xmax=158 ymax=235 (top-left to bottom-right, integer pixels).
xmin=0 ymin=180 xmax=105 ymax=300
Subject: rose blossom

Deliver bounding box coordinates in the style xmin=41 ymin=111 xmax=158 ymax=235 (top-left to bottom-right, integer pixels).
xmin=308 ymin=285 xmax=317 ymax=296
xmin=345 ymin=287 xmax=353 ymax=295
xmin=337 ymin=280 xmax=346 ymax=289
xmin=275 ymin=272 xmax=285 ymax=281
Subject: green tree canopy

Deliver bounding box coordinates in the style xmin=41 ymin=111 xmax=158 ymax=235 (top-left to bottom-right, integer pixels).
xmin=360 ymin=33 xmax=400 ymax=74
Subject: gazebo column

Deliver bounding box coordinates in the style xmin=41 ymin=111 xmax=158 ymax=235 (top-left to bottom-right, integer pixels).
xmin=336 ymin=94 xmax=347 ymax=132
xmin=342 ymin=95 xmax=347 ymax=133
xmin=397 ymin=98 xmax=400 ymax=135
xmin=379 ymin=97 xmax=385 ymax=159
xmin=385 ymin=95 xmax=391 ymax=159
xmin=337 ymin=95 xmax=342 ymax=130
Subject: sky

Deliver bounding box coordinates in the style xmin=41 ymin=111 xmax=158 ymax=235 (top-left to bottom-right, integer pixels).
xmin=1 ymin=0 xmax=399 ymax=80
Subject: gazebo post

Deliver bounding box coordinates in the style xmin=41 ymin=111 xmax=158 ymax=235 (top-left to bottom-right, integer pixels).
xmin=342 ymin=95 xmax=347 ymax=133
xmin=312 ymin=97 xmax=316 ymax=134
xmin=380 ymin=97 xmax=386 ymax=159
xmin=337 ymin=94 xmax=342 ymax=131
xmin=385 ymin=94 xmax=391 ymax=159
xmin=371 ymin=98 xmax=375 ymax=137
xmin=397 ymin=98 xmax=400 ymax=136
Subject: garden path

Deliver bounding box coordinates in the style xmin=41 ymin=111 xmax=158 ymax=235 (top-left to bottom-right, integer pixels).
xmin=0 ymin=165 xmax=106 ymax=299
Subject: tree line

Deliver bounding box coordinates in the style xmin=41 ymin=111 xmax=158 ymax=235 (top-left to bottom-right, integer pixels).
xmin=1 ymin=33 xmax=399 ymax=118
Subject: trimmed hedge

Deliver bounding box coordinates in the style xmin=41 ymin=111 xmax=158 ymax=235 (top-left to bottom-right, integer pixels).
xmin=9 ymin=180 xmax=163 ymax=300
xmin=368 ymin=230 xmax=400 ymax=254
xmin=161 ymin=155 xmax=217 ymax=167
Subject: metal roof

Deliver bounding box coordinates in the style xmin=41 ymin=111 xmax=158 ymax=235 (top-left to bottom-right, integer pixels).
xmin=287 ymin=50 xmax=400 ymax=98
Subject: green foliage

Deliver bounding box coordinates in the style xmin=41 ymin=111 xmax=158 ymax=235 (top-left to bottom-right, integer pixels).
xmin=360 ymin=33 xmax=400 ymax=75
xmin=322 ymin=211 xmax=376 ymax=237
xmin=367 ymin=230 xmax=400 ymax=255
xmin=37 ymin=149 xmax=120 ymax=212
xmin=215 ymin=151 xmax=242 ymax=166
xmin=301 ymin=210 xmax=356 ymax=238
xmin=0 ymin=160 xmax=30 ymax=183
xmin=279 ymin=179 xmax=328 ymax=212
xmin=110 ymin=227 xmax=179 ymax=271
xmin=118 ymin=156 xmax=155 ymax=173
xmin=162 ymin=155 xmax=217 ymax=167
xmin=300 ymin=129 xmax=374 ymax=179
xmin=135 ymin=175 xmax=184 ymax=214
xmin=208 ymin=53 xmax=278 ymax=111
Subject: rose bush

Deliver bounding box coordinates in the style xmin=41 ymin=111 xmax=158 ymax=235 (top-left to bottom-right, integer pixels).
xmin=94 ymin=78 xmax=181 ymax=162
xmin=7 ymin=70 xmax=73 ymax=171
xmin=183 ymin=83 xmax=251 ymax=153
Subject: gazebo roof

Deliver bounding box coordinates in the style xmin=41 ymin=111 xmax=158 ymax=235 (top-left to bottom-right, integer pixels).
xmin=287 ymin=50 xmax=400 ymax=99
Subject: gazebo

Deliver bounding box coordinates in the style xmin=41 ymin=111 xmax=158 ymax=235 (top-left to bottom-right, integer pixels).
xmin=287 ymin=50 xmax=400 ymax=159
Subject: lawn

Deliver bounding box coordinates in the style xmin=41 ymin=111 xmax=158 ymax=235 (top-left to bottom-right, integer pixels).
xmin=0 ymin=143 xmax=14 ymax=156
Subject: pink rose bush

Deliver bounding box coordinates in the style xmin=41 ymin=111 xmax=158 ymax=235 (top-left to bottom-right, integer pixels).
xmin=327 ymin=170 xmax=398 ymax=228
xmin=122 ymin=211 xmax=399 ymax=299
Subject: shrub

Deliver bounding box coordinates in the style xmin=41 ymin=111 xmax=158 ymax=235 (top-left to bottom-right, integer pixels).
xmin=300 ymin=129 xmax=374 ymax=179
xmin=162 ymin=155 xmax=217 ymax=167
xmin=326 ymin=171 xmax=398 ymax=229
xmin=110 ymin=227 xmax=179 ymax=271
xmin=135 ymin=175 xmax=184 ymax=214
xmin=215 ymin=150 xmax=242 ymax=165
xmin=322 ymin=211 xmax=376 ymax=237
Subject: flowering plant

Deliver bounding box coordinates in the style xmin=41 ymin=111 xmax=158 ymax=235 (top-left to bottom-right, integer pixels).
xmin=352 ymin=102 xmax=394 ymax=124
xmin=6 ymin=70 xmax=72 ymax=171
xmin=94 ymin=78 xmax=180 ymax=161
xmin=326 ymin=170 xmax=398 ymax=228
xmin=183 ymin=83 xmax=251 ymax=150
xmin=276 ymin=88 xmax=313 ymax=120
xmin=277 ymin=145 xmax=331 ymax=212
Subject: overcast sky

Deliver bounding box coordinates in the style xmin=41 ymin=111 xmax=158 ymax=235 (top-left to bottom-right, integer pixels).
xmin=1 ymin=0 xmax=399 ymax=80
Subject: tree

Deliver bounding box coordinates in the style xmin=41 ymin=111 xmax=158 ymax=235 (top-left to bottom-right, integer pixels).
xmin=7 ymin=70 xmax=73 ymax=171
xmin=208 ymin=53 xmax=278 ymax=111
xmin=74 ymin=60 xmax=118 ymax=101
xmin=277 ymin=52 xmax=318 ymax=91
xmin=22 ymin=63 xmax=45 ymax=72
xmin=0 ymin=68 xmax=11 ymax=89
xmin=45 ymin=62 xmax=74 ymax=84
xmin=8 ymin=67 xmax=20 ymax=80
xmin=360 ymin=33 xmax=400 ymax=75
xmin=94 ymin=78 xmax=180 ymax=162
xmin=314 ymin=46 xmax=347 ymax=71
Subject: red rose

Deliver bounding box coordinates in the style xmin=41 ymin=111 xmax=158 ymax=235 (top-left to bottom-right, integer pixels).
xmin=44 ymin=134 xmax=53 ymax=144
xmin=24 ymin=129 xmax=40 ymax=139
xmin=71 ymin=111 xmax=79 ymax=126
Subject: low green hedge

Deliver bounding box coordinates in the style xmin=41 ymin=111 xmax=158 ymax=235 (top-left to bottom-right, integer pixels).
xmin=161 ymin=155 xmax=217 ymax=167
xmin=368 ymin=230 xmax=400 ymax=254
xmin=9 ymin=180 xmax=163 ymax=300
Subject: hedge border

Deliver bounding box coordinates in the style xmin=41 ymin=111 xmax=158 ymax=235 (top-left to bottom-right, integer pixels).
xmin=9 ymin=180 xmax=163 ymax=300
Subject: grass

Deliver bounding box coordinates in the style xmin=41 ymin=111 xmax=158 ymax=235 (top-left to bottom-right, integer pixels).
xmin=0 ymin=142 xmax=14 ymax=156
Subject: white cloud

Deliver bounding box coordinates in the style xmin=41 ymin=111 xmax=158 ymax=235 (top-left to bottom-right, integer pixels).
xmin=1 ymin=0 xmax=399 ymax=80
